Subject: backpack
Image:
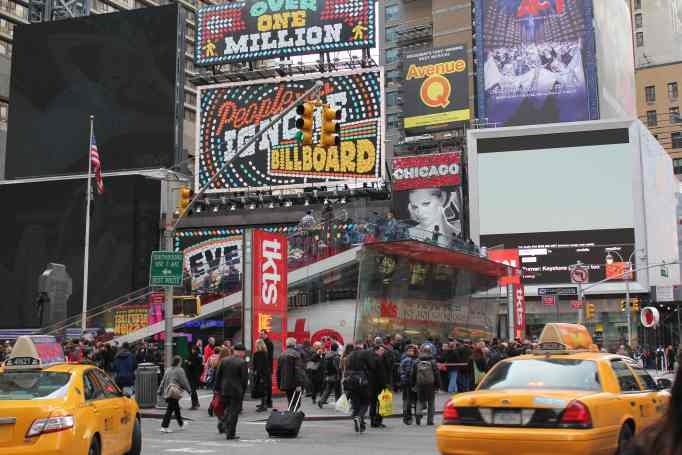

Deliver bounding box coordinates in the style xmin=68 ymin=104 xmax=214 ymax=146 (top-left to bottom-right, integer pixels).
xmin=416 ymin=360 xmax=435 ymax=386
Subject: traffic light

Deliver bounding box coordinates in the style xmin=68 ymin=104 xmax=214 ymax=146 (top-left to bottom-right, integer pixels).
xmin=620 ymin=300 xmax=627 ymax=312
xmin=631 ymin=299 xmax=640 ymax=312
xmin=586 ymin=303 xmax=596 ymax=320
xmin=176 ymin=186 xmax=193 ymax=217
xmin=295 ymin=102 xmax=315 ymax=145
xmin=321 ymin=104 xmax=341 ymax=147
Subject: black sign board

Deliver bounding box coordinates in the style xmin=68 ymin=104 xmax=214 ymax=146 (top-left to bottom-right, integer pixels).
xmin=538 ymin=287 xmax=578 ymax=296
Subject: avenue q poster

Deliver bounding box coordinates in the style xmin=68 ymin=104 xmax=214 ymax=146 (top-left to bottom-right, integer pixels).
xmin=475 ymin=0 xmax=599 ymax=126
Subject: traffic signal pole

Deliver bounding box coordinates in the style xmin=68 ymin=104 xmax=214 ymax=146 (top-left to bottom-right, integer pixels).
xmin=161 ymin=81 xmax=324 ymax=368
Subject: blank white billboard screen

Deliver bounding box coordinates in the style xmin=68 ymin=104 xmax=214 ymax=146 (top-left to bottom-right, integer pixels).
xmin=478 ymin=143 xmax=634 ymax=236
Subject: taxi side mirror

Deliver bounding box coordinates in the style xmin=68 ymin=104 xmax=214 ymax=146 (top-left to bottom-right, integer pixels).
xmin=656 ymin=378 xmax=673 ymax=390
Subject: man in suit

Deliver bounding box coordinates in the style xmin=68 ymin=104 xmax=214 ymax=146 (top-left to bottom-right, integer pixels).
xmin=214 ymin=343 xmax=248 ymax=440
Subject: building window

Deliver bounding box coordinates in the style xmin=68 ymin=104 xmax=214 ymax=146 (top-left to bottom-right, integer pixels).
xmin=386 ymin=48 xmax=400 ymax=64
xmin=671 ymin=107 xmax=680 ymax=123
xmin=385 ymin=26 xmax=399 ymax=42
xmin=634 ymin=0 xmax=641 ymax=9
xmin=387 ymin=113 xmax=401 ymax=130
xmin=134 ymin=0 xmax=146 ymax=8
xmin=0 ymin=19 xmax=13 ymax=37
xmin=668 ymin=82 xmax=679 ymax=100
xmin=0 ymin=40 xmax=11 ymax=57
xmin=647 ymin=110 xmax=657 ymax=127
xmin=674 ymin=158 xmax=682 ymax=174
xmin=0 ymin=100 xmax=7 ymax=128
xmin=386 ymin=92 xmax=399 ymax=107
xmin=636 ymin=32 xmax=644 ymax=47
xmin=386 ymin=68 xmax=401 ymax=84
xmin=645 ymin=85 xmax=656 ymax=103
xmin=673 ymin=132 xmax=682 ymax=149
xmin=184 ymin=108 xmax=196 ymax=122
xmin=635 ymin=13 xmax=642 ymax=28
xmin=385 ymin=4 xmax=400 ymax=22
xmin=184 ymin=92 xmax=196 ymax=106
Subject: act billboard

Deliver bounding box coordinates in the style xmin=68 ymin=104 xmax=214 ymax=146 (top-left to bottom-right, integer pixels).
xmin=196 ymin=68 xmax=384 ymax=193
xmin=475 ymin=0 xmax=599 ymax=126
xmin=195 ymin=0 xmax=376 ymax=66
xmin=391 ymin=152 xmax=463 ymax=240
xmin=402 ymin=45 xmax=470 ymax=135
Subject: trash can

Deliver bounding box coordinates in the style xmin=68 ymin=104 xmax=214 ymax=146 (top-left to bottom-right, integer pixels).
xmin=134 ymin=362 xmax=160 ymax=409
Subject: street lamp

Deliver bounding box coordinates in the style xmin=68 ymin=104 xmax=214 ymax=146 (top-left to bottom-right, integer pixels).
xmin=604 ymin=249 xmax=638 ymax=347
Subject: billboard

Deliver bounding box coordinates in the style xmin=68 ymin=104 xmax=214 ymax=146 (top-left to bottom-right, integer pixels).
xmin=6 ymin=5 xmax=183 ymax=180
xmin=252 ymin=230 xmax=288 ymax=354
xmin=182 ymin=236 xmax=242 ymax=293
xmin=195 ymin=0 xmax=375 ymax=66
xmin=197 ymin=68 xmax=383 ymax=193
xmin=114 ymin=306 xmax=149 ymax=336
xmin=391 ymin=153 xmax=463 ymax=240
xmin=475 ymin=0 xmax=599 ymax=126
xmin=402 ymin=45 xmax=470 ymax=135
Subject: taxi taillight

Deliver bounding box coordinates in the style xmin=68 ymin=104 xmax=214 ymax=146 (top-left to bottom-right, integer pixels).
xmin=559 ymin=400 xmax=592 ymax=428
xmin=26 ymin=415 xmax=74 ymax=438
xmin=442 ymin=399 xmax=460 ymax=424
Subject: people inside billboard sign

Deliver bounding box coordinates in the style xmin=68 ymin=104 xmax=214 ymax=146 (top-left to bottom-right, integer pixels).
xmin=406 ymin=188 xmax=462 ymax=245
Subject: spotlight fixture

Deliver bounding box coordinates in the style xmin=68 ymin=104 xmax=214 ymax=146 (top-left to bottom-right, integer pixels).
xmin=323 ymin=198 xmax=329 ymax=205
xmin=230 ymin=204 xmax=236 ymax=211
xmin=304 ymin=199 xmax=310 ymax=206
xmin=340 ymin=197 xmax=347 ymax=204
xmin=212 ymin=205 xmax=219 ymax=213
xmin=195 ymin=205 xmax=202 ymax=214
xmin=248 ymin=203 xmax=256 ymax=210
xmin=284 ymin=200 xmax=293 ymax=207
xmin=268 ymin=202 xmax=275 ymax=209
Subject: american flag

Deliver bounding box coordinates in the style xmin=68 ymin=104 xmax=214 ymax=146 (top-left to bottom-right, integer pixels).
xmin=90 ymin=131 xmax=103 ymax=195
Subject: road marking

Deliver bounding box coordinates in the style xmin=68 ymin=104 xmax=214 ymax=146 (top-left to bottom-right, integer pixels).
xmin=165 ymin=449 xmax=217 ymax=454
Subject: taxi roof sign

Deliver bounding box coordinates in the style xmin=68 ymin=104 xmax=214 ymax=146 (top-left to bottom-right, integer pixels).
xmin=4 ymin=335 xmax=65 ymax=370
xmin=538 ymin=323 xmax=595 ymax=351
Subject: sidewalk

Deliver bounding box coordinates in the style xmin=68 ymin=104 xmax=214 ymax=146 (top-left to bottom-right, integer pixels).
xmin=141 ymin=389 xmax=452 ymax=423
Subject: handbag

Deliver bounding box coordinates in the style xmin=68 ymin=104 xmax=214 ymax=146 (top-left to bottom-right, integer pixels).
xmin=165 ymin=382 xmax=183 ymax=400
xmin=210 ymin=392 xmax=224 ymax=418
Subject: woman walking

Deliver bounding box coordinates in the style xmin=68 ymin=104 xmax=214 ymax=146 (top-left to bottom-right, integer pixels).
xmin=253 ymin=339 xmax=272 ymax=412
xmin=158 ymin=356 xmax=192 ymax=433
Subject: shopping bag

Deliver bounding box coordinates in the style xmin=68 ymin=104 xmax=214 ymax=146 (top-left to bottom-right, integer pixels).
xmin=334 ymin=393 xmax=351 ymax=414
xmin=378 ymin=388 xmax=393 ymax=417
xmin=210 ymin=392 xmax=224 ymax=418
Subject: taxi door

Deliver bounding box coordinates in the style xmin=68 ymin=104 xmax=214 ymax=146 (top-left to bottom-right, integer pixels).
xmin=83 ymin=369 xmax=121 ymax=455
xmin=609 ymin=359 xmax=655 ymax=430
xmin=92 ymin=369 xmax=131 ymax=454
xmin=627 ymin=362 xmax=668 ymax=425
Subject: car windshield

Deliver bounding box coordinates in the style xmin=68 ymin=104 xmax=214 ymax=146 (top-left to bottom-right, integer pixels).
xmin=0 ymin=371 xmax=71 ymax=400
xmin=478 ymin=359 xmax=601 ymax=392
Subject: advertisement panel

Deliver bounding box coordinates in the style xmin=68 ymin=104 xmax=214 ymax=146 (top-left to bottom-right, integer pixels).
xmin=197 ymin=68 xmax=383 ymax=193
xmin=513 ymin=282 xmax=526 ymax=339
xmin=488 ymin=249 xmax=521 ymax=286
xmin=391 ymin=152 xmax=463 ymax=240
xmin=195 ymin=0 xmax=375 ymax=66
xmin=181 ymin=236 xmax=243 ymax=293
xmin=114 ymin=306 xmax=149 ymax=336
xmin=402 ymin=45 xmax=470 ymax=135
xmin=475 ymin=0 xmax=599 ymax=126
xmin=252 ymin=230 xmax=288 ymax=354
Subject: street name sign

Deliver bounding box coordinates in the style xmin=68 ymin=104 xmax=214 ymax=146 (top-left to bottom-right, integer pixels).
xmin=149 ymin=251 xmax=183 ymax=286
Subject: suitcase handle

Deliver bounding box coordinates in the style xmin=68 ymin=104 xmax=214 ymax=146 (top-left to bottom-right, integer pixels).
xmin=288 ymin=390 xmax=302 ymax=413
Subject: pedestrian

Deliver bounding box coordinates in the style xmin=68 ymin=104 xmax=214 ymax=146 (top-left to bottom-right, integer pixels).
xmin=345 ymin=342 xmax=373 ymax=433
xmin=318 ymin=342 xmax=342 ymax=408
xmin=214 ymin=344 xmax=248 ymax=440
xmin=623 ymin=365 xmax=682 ymax=454
xmin=277 ymin=337 xmax=307 ymax=411
xmin=399 ymin=345 xmax=418 ymax=425
xmin=308 ymin=341 xmax=324 ymax=404
xmin=666 ymin=345 xmax=675 ymax=372
xmin=456 ymin=340 xmax=473 ymax=392
xmin=158 ymin=355 xmax=192 ymax=433
xmin=411 ymin=345 xmax=440 ymax=426
xmin=184 ymin=345 xmax=203 ymax=409
xmin=369 ymin=343 xmax=389 ymax=429
xmin=471 ymin=344 xmax=488 ymax=388
xmin=112 ymin=342 xmax=137 ymax=394
xmin=253 ymin=339 xmax=272 ymax=412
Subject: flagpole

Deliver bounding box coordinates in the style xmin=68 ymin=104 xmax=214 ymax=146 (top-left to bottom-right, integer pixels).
xmin=81 ymin=115 xmax=94 ymax=332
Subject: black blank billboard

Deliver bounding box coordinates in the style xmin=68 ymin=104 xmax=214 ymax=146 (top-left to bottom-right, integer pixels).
xmin=0 ymin=176 xmax=160 ymax=329
xmin=5 ymin=5 xmax=181 ymax=179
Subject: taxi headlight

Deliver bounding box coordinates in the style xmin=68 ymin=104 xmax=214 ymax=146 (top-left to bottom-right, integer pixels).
xmin=26 ymin=415 xmax=74 ymax=437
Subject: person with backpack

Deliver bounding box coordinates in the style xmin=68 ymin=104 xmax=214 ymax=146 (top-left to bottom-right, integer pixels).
xmin=399 ymin=345 xmax=418 ymax=425
xmin=318 ymin=343 xmax=342 ymax=408
xmin=411 ymin=344 xmax=441 ymax=426
xmin=344 ymin=342 xmax=375 ymax=433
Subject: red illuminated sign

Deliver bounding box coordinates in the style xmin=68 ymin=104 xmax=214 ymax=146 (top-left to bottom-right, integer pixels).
xmin=513 ymin=283 xmax=526 ymax=339
xmin=391 ymin=152 xmax=461 ymax=191
xmin=517 ymin=0 xmax=565 ymax=17
xmin=488 ymin=249 xmax=521 ymax=286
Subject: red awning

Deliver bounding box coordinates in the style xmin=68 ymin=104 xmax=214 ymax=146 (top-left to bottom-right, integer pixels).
xmin=366 ymin=240 xmax=515 ymax=278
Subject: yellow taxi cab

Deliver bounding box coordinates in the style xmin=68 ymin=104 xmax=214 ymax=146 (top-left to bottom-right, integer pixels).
xmin=436 ymin=323 xmax=670 ymax=455
xmin=0 ymin=335 xmax=141 ymax=455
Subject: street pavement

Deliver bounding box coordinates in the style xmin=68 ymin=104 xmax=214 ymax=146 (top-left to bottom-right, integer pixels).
xmin=140 ymin=390 xmax=449 ymax=455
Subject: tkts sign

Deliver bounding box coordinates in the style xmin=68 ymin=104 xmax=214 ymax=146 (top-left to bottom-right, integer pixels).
xmin=195 ymin=0 xmax=376 ymax=66
xmin=197 ymin=69 xmax=383 ymax=193
xmin=391 ymin=153 xmax=461 ymax=191
xmin=252 ymin=230 xmax=288 ymax=352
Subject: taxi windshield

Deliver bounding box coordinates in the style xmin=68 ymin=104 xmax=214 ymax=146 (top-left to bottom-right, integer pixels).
xmin=478 ymin=359 xmax=601 ymax=392
xmin=0 ymin=371 xmax=71 ymax=400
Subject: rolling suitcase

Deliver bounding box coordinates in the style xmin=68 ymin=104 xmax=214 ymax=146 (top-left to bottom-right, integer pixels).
xmin=266 ymin=391 xmax=305 ymax=438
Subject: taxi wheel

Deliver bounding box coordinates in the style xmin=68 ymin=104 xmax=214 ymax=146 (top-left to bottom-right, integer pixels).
xmin=88 ymin=437 xmax=101 ymax=455
xmin=617 ymin=423 xmax=634 ymax=454
xmin=126 ymin=418 xmax=142 ymax=455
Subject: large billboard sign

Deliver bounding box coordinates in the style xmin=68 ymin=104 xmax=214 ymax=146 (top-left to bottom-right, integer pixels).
xmin=195 ymin=0 xmax=375 ymax=66
xmin=402 ymin=45 xmax=470 ymax=135
xmin=197 ymin=69 xmax=383 ymax=193
xmin=475 ymin=0 xmax=599 ymax=126
xmin=182 ymin=236 xmax=243 ymax=293
xmin=391 ymin=153 xmax=463 ymax=240
xmin=252 ymin=230 xmax=288 ymax=353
